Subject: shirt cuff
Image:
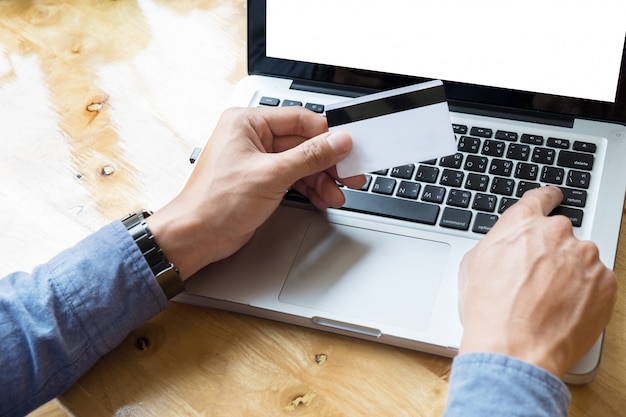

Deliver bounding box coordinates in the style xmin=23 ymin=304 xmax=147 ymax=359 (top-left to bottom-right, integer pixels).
xmin=443 ymin=352 xmax=570 ymax=417
xmin=48 ymin=220 xmax=169 ymax=355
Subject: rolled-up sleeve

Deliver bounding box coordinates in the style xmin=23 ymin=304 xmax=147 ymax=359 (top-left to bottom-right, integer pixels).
xmin=443 ymin=352 xmax=570 ymax=417
xmin=0 ymin=221 xmax=168 ymax=417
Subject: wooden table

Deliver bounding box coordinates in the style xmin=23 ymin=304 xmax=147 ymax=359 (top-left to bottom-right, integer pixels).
xmin=1 ymin=2 xmax=624 ymax=416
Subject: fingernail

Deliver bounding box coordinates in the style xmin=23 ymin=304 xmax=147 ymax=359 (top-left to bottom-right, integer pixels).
xmin=326 ymin=131 xmax=351 ymax=155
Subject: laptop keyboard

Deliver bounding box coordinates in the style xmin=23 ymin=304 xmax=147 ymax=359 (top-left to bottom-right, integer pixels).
xmin=259 ymin=95 xmax=595 ymax=235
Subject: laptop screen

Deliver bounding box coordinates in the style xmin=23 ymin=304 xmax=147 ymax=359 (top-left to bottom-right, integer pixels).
xmin=249 ymin=0 xmax=626 ymax=123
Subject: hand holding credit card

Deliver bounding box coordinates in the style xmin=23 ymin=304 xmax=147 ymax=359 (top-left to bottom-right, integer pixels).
xmin=326 ymin=80 xmax=456 ymax=179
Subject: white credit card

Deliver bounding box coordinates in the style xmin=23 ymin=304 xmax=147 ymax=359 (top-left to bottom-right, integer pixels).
xmin=326 ymin=80 xmax=456 ymax=179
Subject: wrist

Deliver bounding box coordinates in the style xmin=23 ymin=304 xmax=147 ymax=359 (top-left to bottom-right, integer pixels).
xmin=143 ymin=201 xmax=224 ymax=280
xmin=459 ymin=331 xmax=566 ymax=379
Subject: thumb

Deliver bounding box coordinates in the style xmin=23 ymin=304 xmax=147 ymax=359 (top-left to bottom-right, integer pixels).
xmin=277 ymin=130 xmax=352 ymax=181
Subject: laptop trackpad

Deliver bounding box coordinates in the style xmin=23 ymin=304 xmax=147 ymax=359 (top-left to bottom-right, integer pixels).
xmin=279 ymin=220 xmax=450 ymax=331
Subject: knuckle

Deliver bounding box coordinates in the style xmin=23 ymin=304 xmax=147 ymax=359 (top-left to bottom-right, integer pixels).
xmin=579 ymin=239 xmax=599 ymax=253
xmin=222 ymin=107 xmax=246 ymax=123
xmin=300 ymin=139 xmax=328 ymax=170
xmin=579 ymin=239 xmax=601 ymax=262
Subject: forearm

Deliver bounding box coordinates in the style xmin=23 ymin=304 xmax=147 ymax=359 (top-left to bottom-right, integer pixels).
xmin=0 ymin=221 xmax=168 ymax=417
xmin=443 ymin=353 xmax=570 ymax=417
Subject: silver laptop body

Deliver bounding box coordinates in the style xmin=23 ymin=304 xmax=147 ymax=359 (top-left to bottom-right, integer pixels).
xmin=177 ymin=0 xmax=626 ymax=384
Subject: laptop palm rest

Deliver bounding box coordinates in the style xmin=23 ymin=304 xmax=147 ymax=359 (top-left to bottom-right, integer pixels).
xmin=183 ymin=205 xmax=450 ymax=332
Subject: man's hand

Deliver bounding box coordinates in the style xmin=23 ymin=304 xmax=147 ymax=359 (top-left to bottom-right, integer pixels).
xmin=458 ymin=186 xmax=617 ymax=378
xmin=146 ymin=107 xmax=364 ymax=279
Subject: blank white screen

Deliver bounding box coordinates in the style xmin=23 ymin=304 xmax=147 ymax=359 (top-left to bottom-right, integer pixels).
xmin=267 ymin=0 xmax=625 ymax=102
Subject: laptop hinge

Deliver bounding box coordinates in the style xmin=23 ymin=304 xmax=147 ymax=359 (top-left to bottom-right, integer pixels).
xmin=290 ymin=79 xmax=376 ymax=98
xmin=448 ymin=100 xmax=575 ymax=128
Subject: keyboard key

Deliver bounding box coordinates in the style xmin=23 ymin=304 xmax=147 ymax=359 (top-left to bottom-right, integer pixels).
xmin=490 ymin=177 xmax=515 ymax=196
xmin=540 ymin=166 xmax=564 ymax=185
xmin=458 ymin=136 xmax=481 ymax=153
xmin=341 ymin=189 xmax=440 ymax=225
xmin=470 ymin=127 xmax=493 ymax=138
xmin=453 ymin=124 xmax=468 ymax=134
xmin=546 ymin=137 xmax=570 ymax=149
xmin=464 ymin=155 xmax=488 ymax=172
xmin=560 ymin=187 xmax=587 ymax=207
xmin=372 ymin=177 xmax=396 ymax=195
xmin=557 ymin=150 xmax=594 ymax=170
xmin=396 ymin=181 xmax=421 ymax=199
xmin=481 ymin=140 xmax=505 ymax=157
xmin=465 ymin=173 xmax=489 ymax=191
xmin=515 ymin=162 xmax=539 ymax=180
xmin=447 ymin=189 xmax=472 ymax=208
xmin=531 ymin=147 xmax=556 ymax=165
xmin=551 ymin=206 xmax=583 ymax=227
xmin=516 ymin=181 xmax=540 ymax=197
xmin=498 ymin=197 xmax=519 ymax=213
xmin=282 ymin=99 xmax=302 ymax=107
xmin=489 ymin=159 xmax=514 ymax=176
xmin=520 ymin=134 xmax=544 ymax=145
xmin=285 ymin=189 xmax=310 ymax=203
xmin=472 ymin=213 xmax=499 ymax=234
xmin=439 ymin=153 xmax=464 ymax=169
xmin=415 ymin=165 xmax=439 ymax=183
xmin=507 ymin=144 xmax=531 ymax=161
xmin=422 ymin=185 xmax=446 ymax=204
xmin=472 ymin=193 xmax=497 ymax=212
xmin=305 ymin=103 xmax=325 ymax=113
xmin=495 ymin=130 xmax=518 ymax=141
xmin=372 ymin=168 xmax=389 ymax=175
xmin=572 ymin=141 xmax=597 ymax=153
xmin=390 ymin=164 xmax=415 ymax=179
xmin=440 ymin=207 xmax=472 ymax=231
xmin=440 ymin=169 xmax=464 ymax=187
xmin=259 ymin=96 xmax=280 ymax=106
xmin=566 ymin=170 xmax=591 ymax=189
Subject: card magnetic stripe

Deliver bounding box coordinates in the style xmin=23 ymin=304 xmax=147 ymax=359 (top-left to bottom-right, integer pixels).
xmin=326 ymin=85 xmax=446 ymax=127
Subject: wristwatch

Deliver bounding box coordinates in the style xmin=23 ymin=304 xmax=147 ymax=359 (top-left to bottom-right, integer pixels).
xmin=122 ymin=210 xmax=185 ymax=299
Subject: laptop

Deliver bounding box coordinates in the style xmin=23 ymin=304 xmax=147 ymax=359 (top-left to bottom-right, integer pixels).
xmin=177 ymin=0 xmax=626 ymax=384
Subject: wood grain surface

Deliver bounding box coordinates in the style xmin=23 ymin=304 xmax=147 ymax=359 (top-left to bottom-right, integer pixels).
xmin=2 ymin=1 xmax=625 ymax=416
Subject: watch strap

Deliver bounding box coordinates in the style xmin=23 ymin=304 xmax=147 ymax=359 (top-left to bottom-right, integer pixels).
xmin=122 ymin=210 xmax=185 ymax=299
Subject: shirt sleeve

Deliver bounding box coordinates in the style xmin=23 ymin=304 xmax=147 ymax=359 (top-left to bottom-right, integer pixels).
xmin=0 ymin=220 xmax=169 ymax=417
xmin=442 ymin=352 xmax=571 ymax=417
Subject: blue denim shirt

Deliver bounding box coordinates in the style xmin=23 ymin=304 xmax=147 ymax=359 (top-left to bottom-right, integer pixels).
xmin=0 ymin=221 xmax=570 ymax=416
xmin=443 ymin=352 xmax=570 ymax=417
xmin=0 ymin=221 xmax=167 ymax=416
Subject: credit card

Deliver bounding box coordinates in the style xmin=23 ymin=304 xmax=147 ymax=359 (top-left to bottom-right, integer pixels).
xmin=326 ymin=80 xmax=456 ymax=178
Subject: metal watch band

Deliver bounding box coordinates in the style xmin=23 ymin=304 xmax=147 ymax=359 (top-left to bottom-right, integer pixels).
xmin=122 ymin=210 xmax=185 ymax=299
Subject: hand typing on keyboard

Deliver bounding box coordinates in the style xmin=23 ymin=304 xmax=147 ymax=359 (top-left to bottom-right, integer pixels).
xmin=457 ymin=186 xmax=616 ymax=379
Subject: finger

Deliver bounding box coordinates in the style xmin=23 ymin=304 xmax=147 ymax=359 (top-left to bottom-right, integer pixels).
xmin=254 ymin=106 xmax=328 ymax=141
xmin=293 ymin=181 xmax=336 ymax=210
xmin=517 ymin=186 xmax=564 ymax=216
xmin=323 ymin=164 xmax=367 ymax=189
xmin=275 ymin=130 xmax=353 ymax=183
xmin=294 ymin=173 xmax=346 ymax=208
xmin=339 ymin=174 xmax=367 ymax=189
